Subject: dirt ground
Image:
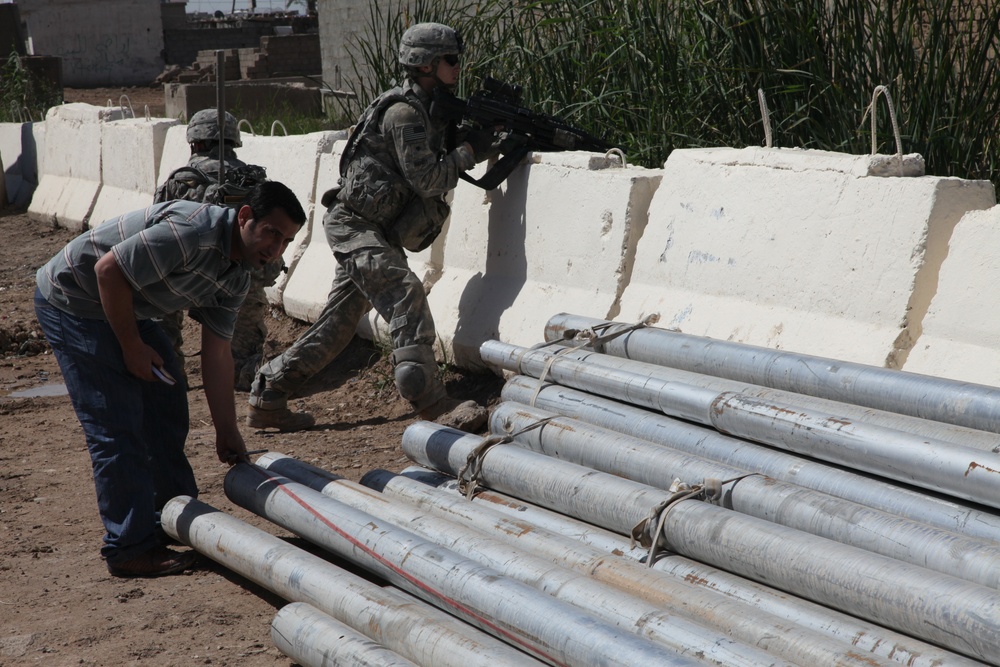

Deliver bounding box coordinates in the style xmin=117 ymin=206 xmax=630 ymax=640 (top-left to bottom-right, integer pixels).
xmin=0 ymin=86 xmax=504 ymax=665
xmin=63 ymin=86 xmax=169 ymax=119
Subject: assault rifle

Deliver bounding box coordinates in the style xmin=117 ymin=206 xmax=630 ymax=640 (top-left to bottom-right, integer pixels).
xmin=431 ymin=77 xmax=615 ymax=190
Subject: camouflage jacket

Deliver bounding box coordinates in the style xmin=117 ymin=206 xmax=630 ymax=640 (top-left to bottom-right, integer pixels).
xmin=153 ymin=150 xmax=266 ymax=208
xmin=330 ymin=79 xmax=475 ymax=253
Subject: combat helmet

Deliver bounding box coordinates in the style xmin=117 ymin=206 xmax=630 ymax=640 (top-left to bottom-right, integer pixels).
xmin=398 ymin=22 xmax=463 ymax=68
xmin=187 ymin=109 xmax=242 ymax=148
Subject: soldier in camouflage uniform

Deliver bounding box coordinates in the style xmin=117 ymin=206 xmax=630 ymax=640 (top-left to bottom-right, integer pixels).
xmin=154 ymin=109 xmax=281 ymax=391
xmin=247 ymin=22 xmax=502 ymax=432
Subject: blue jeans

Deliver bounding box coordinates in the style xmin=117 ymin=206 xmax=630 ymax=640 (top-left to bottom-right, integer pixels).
xmin=34 ymin=289 xmax=197 ymax=564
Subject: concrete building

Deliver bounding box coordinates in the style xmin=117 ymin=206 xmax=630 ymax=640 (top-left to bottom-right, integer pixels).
xmin=316 ymin=0 xmax=374 ymax=116
xmin=16 ymin=0 xmax=165 ymax=86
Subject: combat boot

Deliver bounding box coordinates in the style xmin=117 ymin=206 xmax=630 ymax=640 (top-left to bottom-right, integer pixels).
xmin=247 ymin=371 xmax=315 ymax=431
xmin=246 ymin=404 xmax=316 ymax=432
xmin=419 ymin=397 xmax=488 ymax=433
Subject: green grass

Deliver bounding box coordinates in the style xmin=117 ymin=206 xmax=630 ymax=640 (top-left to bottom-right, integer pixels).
xmin=0 ymin=53 xmax=62 ymax=123
xmin=228 ymin=102 xmax=343 ymax=137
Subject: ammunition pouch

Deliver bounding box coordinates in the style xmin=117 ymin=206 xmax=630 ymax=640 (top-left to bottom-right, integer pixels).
xmin=389 ymin=196 xmax=451 ymax=252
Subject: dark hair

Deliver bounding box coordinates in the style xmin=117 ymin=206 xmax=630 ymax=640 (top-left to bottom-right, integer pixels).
xmin=246 ymin=181 xmax=307 ymax=226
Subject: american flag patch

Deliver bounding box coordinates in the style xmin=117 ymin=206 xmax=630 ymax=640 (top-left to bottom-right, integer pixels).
xmin=402 ymin=125 xmax=427 ymax=144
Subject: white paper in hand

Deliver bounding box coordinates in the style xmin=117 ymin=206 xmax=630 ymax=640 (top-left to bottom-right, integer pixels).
xmin=152 ymin=365 xmax=176 ymax=386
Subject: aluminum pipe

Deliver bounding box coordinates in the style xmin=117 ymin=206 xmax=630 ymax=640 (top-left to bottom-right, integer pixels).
xmin=224 ymin=463 xmax=701 ymax=667
xmin=550 ymin=343 xmax=1000 ymax=453
xmin=256 ymin=453 xmax=793 ymax=667
xmin=271 ymin=602 xmax=418 ymax=667
xmin=532 ymin=334 xmax=1000 ymax=453
xmin=708 ymin=391 xmax=1000 ymax=509
xmin=490 ymin=400 xmax=1000 ymax=588
xmin=481 ymin=340 xmax=1000 ymax=510
xmin=403 ymin=420 xmax=673 ymax=534
xmin=159 ymin=496 xmax=541 ymax=667
xmin=501 ymin=375 xmax=1000 ymax=544
xmin=545 ymin=312 xmax=1000 ymax=434
xmin=533 ymin=345 xmax=1000 ymax=452
xmin=401 ymin=422 xmax=1000 ymax=663
xmin=367 ymin=468 xmax=984 ymax=667
xmin=396 ymin=466 xmax=648 ymax=559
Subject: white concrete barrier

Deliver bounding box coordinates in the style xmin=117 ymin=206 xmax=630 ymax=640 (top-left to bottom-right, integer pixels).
xmin=156 ymin=123 xmax=192 ymax=180
xmin=903 ymin=205 xmax=1000 ymax=383
xmin=281 ymin=144 xmax=344 ymax=321
xmin=28 ymin=103 xmax=124 ymax=230
xmin=360 ymin=152 xmax=661 ymax=367
xmin=150 ymin=126 xmax=345 ymax=309
xmin=88 ymin=118 xmax=180 ymax=227
xmin=616 ymin=147 xmax=995 ymax=367
xmin=19 ymin=111 xmax=1000 ymax=383
xmin=0 ymin=121 xmax=45 ymax=209
xmin=282 ymin=135 xmax=441 ymax=327
xmin=239 ymin=130 xmax=345 ymax=305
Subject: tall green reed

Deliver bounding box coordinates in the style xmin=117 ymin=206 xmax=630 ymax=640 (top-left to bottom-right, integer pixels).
xmin=336 ymin=0 xmax=1000 ymax=187
xmin=0 ymin=53 xmax=62 ymax=123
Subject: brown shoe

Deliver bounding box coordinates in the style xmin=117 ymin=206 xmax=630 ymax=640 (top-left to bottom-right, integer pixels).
xmin=419 ymin=398 xmax=488 ymax=433
xmin=246 ymin=404 xmax=316 ymax=432
xmin=107 ymin=546 xmax=196 ymax=578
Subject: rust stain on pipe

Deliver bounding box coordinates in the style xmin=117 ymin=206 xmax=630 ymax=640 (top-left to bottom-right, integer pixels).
xmin=965 ymin=461 xmax=1000 ymax=477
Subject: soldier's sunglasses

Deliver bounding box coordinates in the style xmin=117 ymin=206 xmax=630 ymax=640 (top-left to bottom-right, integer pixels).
xmin=442 ymin=54 xmax=461 ymax=66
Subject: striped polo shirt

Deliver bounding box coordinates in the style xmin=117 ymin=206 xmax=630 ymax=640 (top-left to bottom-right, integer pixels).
xmin=36 ymin=200 xmax=251 ymax=340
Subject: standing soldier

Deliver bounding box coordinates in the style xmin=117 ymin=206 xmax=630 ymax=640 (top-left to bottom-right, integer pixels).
xmin=154 ymin=109 xmax=280 ymax=391
xmin=247 ymin=22 xmax=505 ymax=432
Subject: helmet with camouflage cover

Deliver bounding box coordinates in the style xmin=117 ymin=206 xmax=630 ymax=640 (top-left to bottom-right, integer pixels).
xmin=187 ymin=109 xmax=242 ymax=148
xmin=398 ymin=22 xmax=463 ymax=69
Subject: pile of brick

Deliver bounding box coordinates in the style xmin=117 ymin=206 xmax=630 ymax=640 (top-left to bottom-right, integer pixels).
xmin=156 ymin=33 xmax=321 ymax=86
xmin=195 ymin=34 xmax=320 ymax=80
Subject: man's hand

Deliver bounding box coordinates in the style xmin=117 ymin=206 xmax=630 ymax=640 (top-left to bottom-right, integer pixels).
xmin=200 ymin=327 xmax=246 ymax=465
xmin=216 ymin=428 xmax=248 ymax=465
xmin=121 ymin=342 xmax=164 ymax=382
xmin=95 ymin=252 xmax=165 ymax=381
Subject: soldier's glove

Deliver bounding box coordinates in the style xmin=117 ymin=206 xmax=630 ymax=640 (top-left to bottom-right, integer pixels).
xmin=463 ymin=128 xmax=499 ymax=160
xmin=496 ymin=131 xmax=529 ymax=156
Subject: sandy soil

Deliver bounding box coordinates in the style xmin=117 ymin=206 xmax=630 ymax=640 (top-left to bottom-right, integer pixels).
xmin=0 ymin=95 xmax=503 ymax=663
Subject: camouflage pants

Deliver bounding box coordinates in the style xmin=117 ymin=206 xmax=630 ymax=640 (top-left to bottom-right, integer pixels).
xmin=160 ymin=261 xmax=282 ymax=391
xmin=253 ymin=242 xmax=436 ymax=402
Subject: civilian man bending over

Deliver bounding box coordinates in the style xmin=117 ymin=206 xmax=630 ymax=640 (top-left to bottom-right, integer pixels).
xmin=34 ymin=181 xmax=306 ymax=577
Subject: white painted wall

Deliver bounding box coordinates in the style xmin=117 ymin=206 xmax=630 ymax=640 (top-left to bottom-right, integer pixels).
xmin=17 ymin=0 xmax=165 ymax=86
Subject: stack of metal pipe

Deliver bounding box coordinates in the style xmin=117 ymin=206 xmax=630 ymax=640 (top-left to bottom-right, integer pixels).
xmin=163 ymin=313 xmax=1000 ymax=666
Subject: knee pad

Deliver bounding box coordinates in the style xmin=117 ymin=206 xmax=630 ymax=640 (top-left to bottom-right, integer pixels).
xmin=392 ymin=345 xmax=445 ymax=407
